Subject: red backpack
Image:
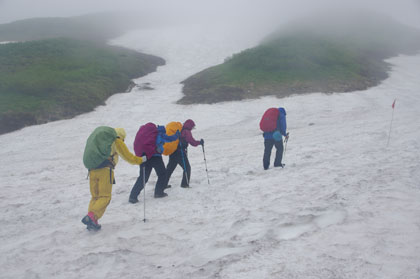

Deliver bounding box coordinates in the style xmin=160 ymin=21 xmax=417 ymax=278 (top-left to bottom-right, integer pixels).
xmin=259 ymin=108 xmax=279 ymax=132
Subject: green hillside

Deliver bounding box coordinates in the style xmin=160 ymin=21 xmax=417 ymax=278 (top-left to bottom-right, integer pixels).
xmin=0 ymin=38 xmax=165 ymax=134
xmin=179 ymin=13 xmax=420 ymax=104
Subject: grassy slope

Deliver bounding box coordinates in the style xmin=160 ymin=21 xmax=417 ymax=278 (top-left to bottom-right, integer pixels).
xmin=0 ymin=38 xmax=165 ymax=134
xmin=179 ymin=14 xmax=420 ymax=104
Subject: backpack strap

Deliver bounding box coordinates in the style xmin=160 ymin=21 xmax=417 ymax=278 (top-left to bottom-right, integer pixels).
xmin=110 ymin=168 xmax=115 ymax=185
xmin=94 ymin=155 xmax=116 ymax=170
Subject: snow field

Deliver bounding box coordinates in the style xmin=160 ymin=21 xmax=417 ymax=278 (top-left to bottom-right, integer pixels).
xmin=0 ymin=24 xmax=420 ymax=278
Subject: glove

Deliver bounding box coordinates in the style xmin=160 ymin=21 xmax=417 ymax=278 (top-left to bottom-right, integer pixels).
xmin=141 ymin=155 xmax=147 ymax=163
xmin=200 ymin=139 xmax=204 ymax=145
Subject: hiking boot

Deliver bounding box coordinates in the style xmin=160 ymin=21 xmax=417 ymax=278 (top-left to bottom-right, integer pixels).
xmin=154 ymin=192 xmax=168 ymax=198
xmin=81 ymin=215 xmax=90 ymax=226
xmin=86 ymin=221 xmax=102 ymax=231
xmin=164 ymin=184 xmax=172 ymax=189
xmin=81 ymin=214 xmax=101 ymax=231
xmin=181 ymin=185 xmax=190 ymax=188
xmin=87 ymin=223 xmax=101 ymax=231
xmin=274 ymin=163 xmax=284 ymax=168
xmin=129 ymin=197 xmax=139 ymax=204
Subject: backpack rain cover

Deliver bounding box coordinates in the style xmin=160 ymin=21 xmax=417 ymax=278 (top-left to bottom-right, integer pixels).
xmin=163 ymin=121 xmax=182 ymax=155
xmin=259 ymin=108 xmax=279 ymax=132
xmin=83 ymin=126 xmax=118 ymax=169
xmin=134 ymin=122 xmax=158 ymax=159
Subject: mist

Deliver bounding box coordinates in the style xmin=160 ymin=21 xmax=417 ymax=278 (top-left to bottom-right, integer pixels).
xmin=0 ymin=0 xmax=419 ymax=30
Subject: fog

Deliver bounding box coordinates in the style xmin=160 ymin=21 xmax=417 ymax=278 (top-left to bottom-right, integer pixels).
xmin=0 ymin=0 xmax=419 ymax=30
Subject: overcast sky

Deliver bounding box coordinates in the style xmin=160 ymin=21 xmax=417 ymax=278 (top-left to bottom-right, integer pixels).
xmin=0 ymin=0 xmax=419 ymax=28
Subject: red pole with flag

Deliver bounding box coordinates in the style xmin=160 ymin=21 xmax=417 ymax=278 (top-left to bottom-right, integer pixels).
xmin=387 ymin=98 xmax=396 ymax=147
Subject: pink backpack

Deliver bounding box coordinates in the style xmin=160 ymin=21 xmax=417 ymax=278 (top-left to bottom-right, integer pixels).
xmin=134 ymin=123 xmax=158 ymax=159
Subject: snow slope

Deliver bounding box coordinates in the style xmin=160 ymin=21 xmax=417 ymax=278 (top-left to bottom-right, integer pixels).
xmin=1 ymin=23 xmax=420 ymax=279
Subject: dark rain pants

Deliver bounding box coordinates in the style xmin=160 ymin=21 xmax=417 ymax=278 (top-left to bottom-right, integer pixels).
xmin=129 ymin=156 xmax=166 ymax=199
xmin=263 ymin=138 xmax=284 ymax=170
xmin=165 ymin=148 xmax=191 ymax=187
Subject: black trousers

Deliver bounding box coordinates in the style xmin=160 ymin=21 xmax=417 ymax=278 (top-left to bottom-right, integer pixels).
xmin=129 ymin=156 xmax=166 ymax=198
xmin=165 ymin=148 xmax=191 ymax=187
xmin=263 ymin=138 xmax=284 ymax=170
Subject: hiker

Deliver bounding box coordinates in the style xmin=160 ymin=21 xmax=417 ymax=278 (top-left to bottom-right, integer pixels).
xmin=129 ymin=123 xmax=179 ymax=203
xmin=165 ymin=119 xmax=204 ymax=188
xmin=81 ymin=127 xmax=146 ymax=231
xmin=260 ymin=107 xmax=288 ymax=170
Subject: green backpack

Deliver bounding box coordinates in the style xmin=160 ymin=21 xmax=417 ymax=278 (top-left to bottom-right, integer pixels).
xmin=83 ymin=126 xmax=118 ymax=170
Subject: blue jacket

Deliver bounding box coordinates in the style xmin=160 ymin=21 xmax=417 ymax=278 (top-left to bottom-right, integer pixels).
xmin=154 ymin=126 xmax=179 ymax=157
xmin=263 ymin=107 xmax=287 ymax=139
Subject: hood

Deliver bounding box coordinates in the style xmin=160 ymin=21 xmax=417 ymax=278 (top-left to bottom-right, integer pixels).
xmin=278 ymin=107 xmax=286 ymax=116
xmin=183 ymin=119 xmax=195 ymax=130
xmin=114 ymin=128 xmax=126 ymax=141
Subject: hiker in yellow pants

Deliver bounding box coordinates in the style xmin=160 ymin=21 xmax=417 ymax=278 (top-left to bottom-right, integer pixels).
xmin=82 ymin=127 xmax=147 ymax=231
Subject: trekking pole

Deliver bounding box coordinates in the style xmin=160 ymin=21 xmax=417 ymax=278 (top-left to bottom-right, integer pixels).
xmin=202 ymin=144 xmax=210 ymax=185
xmin=283 ymin=132 xmax=289 ymax=159
xmin=142 ymin=166 xmax=146 ymax=223
xmin=179 ymin=142 xmax=190 ymax=186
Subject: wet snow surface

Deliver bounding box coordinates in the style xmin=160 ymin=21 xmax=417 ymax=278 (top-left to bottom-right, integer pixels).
xmin=1 ymin=23 xmax=420 ymax=279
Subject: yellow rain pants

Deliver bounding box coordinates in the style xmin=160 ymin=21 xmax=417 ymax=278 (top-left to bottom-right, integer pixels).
xmin=88 ymin=167 xmax=114 ymax=220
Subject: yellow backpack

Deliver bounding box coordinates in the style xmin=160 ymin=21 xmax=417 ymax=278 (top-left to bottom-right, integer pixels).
xmin=163 ymin=121 xmax=183 ymax=155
